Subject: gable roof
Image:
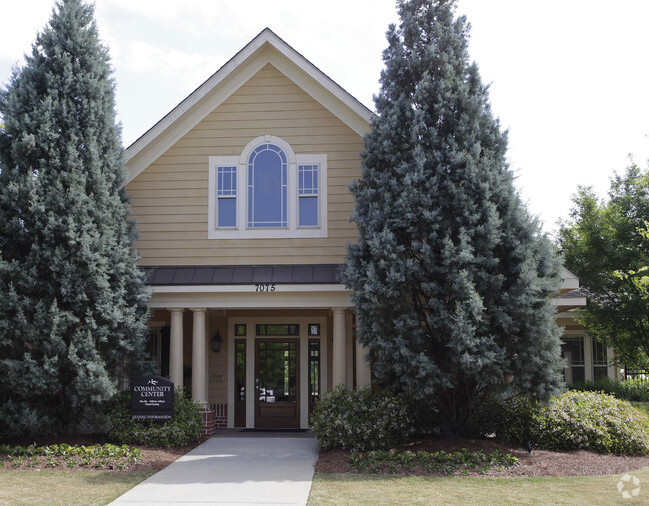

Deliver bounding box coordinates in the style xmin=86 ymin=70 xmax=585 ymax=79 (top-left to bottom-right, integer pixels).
xmin=124 ymin=28 xmax=375 ymax=184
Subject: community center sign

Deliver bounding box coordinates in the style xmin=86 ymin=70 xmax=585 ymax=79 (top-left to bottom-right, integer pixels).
xmin=131 ymin=375 xmax=174 ymax=420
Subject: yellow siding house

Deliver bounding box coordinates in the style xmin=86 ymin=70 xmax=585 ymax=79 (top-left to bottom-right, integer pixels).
xmin=125 ymin=29 xmax=613 ymax=433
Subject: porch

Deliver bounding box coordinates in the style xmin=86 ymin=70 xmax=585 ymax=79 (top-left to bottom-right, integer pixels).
xmin=142 ymin=264 xmax=371 ymax=433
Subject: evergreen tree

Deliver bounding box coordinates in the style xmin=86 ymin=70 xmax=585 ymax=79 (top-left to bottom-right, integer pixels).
xmin=341 ymin=0 xmax=564 ymax=434
xmin=0 ymin=0 xmax=149 ymax=436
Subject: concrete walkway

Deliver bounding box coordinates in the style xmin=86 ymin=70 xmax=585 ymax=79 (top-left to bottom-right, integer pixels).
xmin=111 ymin=432 xmax=320 ymax=505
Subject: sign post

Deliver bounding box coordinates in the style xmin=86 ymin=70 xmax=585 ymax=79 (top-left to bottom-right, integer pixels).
xmin=131 ymin=375 xmax=174 ymax=421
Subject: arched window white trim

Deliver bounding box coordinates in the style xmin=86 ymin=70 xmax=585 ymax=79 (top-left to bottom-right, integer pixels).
xmin=208 ymin=135 xmax=328 ymax=239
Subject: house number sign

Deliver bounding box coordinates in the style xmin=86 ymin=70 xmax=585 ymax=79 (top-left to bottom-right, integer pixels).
xmin=255 ymin=283 xmax=276 ymax=292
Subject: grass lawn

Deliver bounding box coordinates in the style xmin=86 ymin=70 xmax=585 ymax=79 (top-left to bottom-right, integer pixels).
xmin=0 ymin=470 xmax=151 ymax=505
xmin=308 ymin=466 xmax=649 ymax=505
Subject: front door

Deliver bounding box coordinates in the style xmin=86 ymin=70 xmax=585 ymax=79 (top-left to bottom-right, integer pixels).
xmin=255 ymin=339 xmax=300 ymax=428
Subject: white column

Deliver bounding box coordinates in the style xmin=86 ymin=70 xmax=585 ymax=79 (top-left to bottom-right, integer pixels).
xmin=168 ymin=308 xmax=184 ymax=391
xmin=355 ymin=339 xmax=371 ymax=388
xmin=191 ymin=308 xmax=208 ymax=405
xmin=607 ymin=347 xmax=617 ymax=380
xmin=332 ymin=308 xmax=347 ymax=387
xmin=584 ymin=335 xmax=594 ymax=382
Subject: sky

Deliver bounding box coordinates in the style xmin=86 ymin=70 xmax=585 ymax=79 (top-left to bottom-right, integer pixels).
xmin=2 ymin=0 xmax=649 ymax=236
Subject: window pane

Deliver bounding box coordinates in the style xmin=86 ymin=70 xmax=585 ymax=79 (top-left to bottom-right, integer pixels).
xmin=218 ymin=198 xmax=236 ymax=227
xmin=256 ymin=324 xmax=299 ymax=336
xmin=593 ymin=366 xmax=608 ymax=381
xmin=592 ymin=339 xmax=608 ymax=365
xmin=299 ymin=196 xmax=318 ymax=227
xmin=298 ymin=165 xmax=318 ymax=195
xmin=308 ymin=339 xmax=320 ymax=416
xmin=561 ymin=337 xmax=584 ymax=365
xmin=248 ymin=145 xmax=287 ymax=227
xmin=217 ymin=166 xmax=237 ymax=196
xmin=561 ymin=337 xmax=585 ymax=384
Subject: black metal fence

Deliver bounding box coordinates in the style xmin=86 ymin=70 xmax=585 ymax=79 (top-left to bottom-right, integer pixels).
xmin=624 ymin=367 xmax=649 ymax=381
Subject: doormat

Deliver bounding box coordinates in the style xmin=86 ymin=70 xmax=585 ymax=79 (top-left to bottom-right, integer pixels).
xmin=239 ymin=428 xmax=308 ymax=433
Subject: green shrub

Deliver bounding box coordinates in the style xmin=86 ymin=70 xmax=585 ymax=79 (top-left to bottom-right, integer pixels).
xmin=489 ymin=395 xmax=541 ymax=445
xmin=310 ymin=386 xmax=414 ymax=451
xmin=534 ymin=391 xmax=649 ymax=455
xmin=570 ymin=377 xmax=649 ymax=402
xmin=106 ymin=389 xmax=202 ymax=447
xmin=348 ymin=448 xmax=518 ymax=474
xmin=0 ymin=443 xmax=141 ymax=460
xmin=490 ymin=391 xmax=649 ymax=455
xmin=0 ymin=443 xmax=141 ymax=469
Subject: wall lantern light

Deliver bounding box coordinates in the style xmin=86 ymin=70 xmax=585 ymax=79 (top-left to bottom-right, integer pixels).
xmin=211 ymin=330 xmax=223 ymax=352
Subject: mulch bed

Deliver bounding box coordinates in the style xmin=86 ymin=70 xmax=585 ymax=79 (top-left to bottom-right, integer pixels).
xmin=315 ymin=437 xmax=649 ymax=477
xmin=4 ymin=434 xmax=649 ymax=477
xmin=0 ymin=434 xmax=200 ymax=473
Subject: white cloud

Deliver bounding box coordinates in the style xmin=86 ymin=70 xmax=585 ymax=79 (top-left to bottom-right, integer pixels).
xmin=0 ymin=1 xmax=54 ymax=63
xmin=116 ymin=40 xmax=226 ymax=93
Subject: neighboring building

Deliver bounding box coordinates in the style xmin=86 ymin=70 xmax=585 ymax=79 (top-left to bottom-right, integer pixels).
xmin=555 ymin=268 xmax=617 ymax=384
xmin=125 ymin=29 xmax=612 ymax=432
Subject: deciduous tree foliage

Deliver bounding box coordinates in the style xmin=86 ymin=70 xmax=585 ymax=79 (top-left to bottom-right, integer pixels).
xmin=0 ymin=0 xmax=149 ymax=435
xmin=341 ymin=0 xmax=564 ymax=434
xmin=559 ymin=164 xmax=649 ymax=368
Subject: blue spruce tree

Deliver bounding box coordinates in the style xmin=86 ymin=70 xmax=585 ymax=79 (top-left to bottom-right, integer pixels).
xmin=341 ymin=0 xmax=564 ymax=434
xmin=0 ymin=0 xmax=149 ymax=435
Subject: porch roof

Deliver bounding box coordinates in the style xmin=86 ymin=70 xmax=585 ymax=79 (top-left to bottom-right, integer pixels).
xmin=143 ymin=264 xmax=342 ymax=286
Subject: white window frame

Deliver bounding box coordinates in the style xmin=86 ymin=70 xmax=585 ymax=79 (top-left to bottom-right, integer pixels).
xmin=216 ymin=165 xmax=238 ymax=228
xmin=208 ymin=135 xmax=327 ymax=239
xmin=297 ymin=163 xmax=320 ymax=228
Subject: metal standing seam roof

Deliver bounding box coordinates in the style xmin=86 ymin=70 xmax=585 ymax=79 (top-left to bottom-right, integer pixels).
xmin=557 ymin=289 xmax=586 ymax=299
xmin=142 ymin=264 xmax=343 ymax=286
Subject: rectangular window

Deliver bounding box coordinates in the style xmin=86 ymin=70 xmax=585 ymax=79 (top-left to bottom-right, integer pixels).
xmin=298 ymin=164 xmax=318 ymax=227
xmin=144 ymin=328 xmax=161 ymax=375
xmin=256 ymin=324 xmax=299 ymax=336
xmin=217 ymin=166 xmax=237 ymax=227
xmin=308 ymin=339 xmax=320 ymax=417
xmin=234 ymin=339 xmax=246 ymax=427
xmin=561 ymin=337 xmax=585 ymax=383
xmin=593 ymin=339 xmax=609 ymax=381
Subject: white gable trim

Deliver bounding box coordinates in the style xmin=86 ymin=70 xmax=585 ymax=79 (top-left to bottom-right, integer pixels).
xmin=125 ymin=28 xmax=373 ymax=185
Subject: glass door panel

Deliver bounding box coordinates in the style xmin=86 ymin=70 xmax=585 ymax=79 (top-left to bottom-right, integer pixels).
xmin=255 ymin=339 xmax=299 ymax=428
xmin=234 ymin=339 xmax=246 ymax=427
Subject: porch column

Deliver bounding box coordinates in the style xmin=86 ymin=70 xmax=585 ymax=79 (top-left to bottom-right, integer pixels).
xmin=191 ymin=308 xmax=208 ymax=405
xmin=584 ymin=335 xmax=594 ymax=382
xmin=332 ymin=308 xmax=347 ymax=387
xmin=168 ymin=308 xmax=184 ymax=391
xmin=355 ymin=339 xmax=372 ymax=388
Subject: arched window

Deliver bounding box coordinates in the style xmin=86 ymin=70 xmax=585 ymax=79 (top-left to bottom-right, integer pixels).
xmin=247 ymin=144 xmax=287 ymax=228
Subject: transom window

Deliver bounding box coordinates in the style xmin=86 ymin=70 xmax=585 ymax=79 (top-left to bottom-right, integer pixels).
xmin=208 ymin=135 xmax=327 ymax=239
xmin=256 ymin=323 xmax=300 ymax=336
